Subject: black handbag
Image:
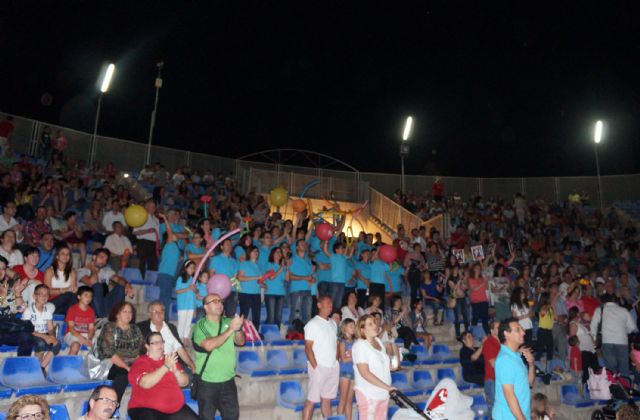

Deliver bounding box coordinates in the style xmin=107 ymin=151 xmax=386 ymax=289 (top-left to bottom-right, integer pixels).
xmin=190 ymin=319 xmax=222 ymax=400
xmin=0 ymin=315 xmax=34 ymax=334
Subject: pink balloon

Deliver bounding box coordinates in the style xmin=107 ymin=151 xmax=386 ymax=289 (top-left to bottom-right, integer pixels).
xmin=207 ymin=274 xmax=232 ymax=299
xmin=316 ymin=222 xmax=334 ymax=241
xmin=378 ymin=244 xmax=397 ymax=263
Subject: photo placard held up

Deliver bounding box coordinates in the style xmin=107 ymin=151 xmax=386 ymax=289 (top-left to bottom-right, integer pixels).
xmin=471 ymin=245 xmax=484 ymax=261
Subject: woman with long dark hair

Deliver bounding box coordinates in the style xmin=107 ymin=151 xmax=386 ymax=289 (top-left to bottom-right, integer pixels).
xmin=264 ymin=246 xmax=287 ymax=327
xmin=510 ymin=286 xmax=533 ymax=346
xmin=43 ymin=245 xmax=77 ymax=314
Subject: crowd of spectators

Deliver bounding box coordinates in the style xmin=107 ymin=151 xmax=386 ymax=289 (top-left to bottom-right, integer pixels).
xmin=1 ymin=132 xmax=640 ymax=419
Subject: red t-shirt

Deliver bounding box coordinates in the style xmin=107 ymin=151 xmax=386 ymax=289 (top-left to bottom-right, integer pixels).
xmin=482 ymin=336 xmax=501 ymax=381
xmin=0 ymin=120 xmax=14 ymax=138
xmin=127 ymin=355 xmax=185 ymax=413
xmin=570 ymin=345 xmax=582 ymax=373
xmin=432 ymin=182 xmax=444 ymax=197
xmin=65 ymin=304 xmax=96 ymax=335
xmin=581 ymin=296 xmax=599 ymax=318
xmin=468 ymin=277 xmax=488 ymax=303
xmin=12 ymin=265 xmax=45 ymax=282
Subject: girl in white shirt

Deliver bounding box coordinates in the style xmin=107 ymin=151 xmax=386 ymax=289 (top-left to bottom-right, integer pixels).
xmin=352 ymin=314 xmax=396 ymax=420
xmin=510 ymin=286 xmax=533 ymax=347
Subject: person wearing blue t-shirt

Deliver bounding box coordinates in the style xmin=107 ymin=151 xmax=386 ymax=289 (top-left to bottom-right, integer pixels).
xmin=175 ymin=260 xmax=197 ymax=343
xmin=288 ymin=239 xmax=314 ymax=323
xmin=208 ymin=238 xmax=239 ymax=317
xmin=184 ymin=229 xmax=206 ymax=264
xmin=258 ymin=232 xmax=274 ymax=272
xmin=158 ymin=208 xmax=188 ymax=248
xmin=234 ymin=234 xmax=252 ymax=262
xmin=493 ymin=318 xmax=535 ymax=420
xmin=354 ymin=250 xmax=372 ymax=309
xmin=321 ymin=241 xmax=355 ymax=311
xmin=369 ymin=254 xmax=392 ymax=310
xmin=264 ymin=247 xmax=288 ymax=327
xmin=344 ymin=258 xmax=356 ymax=296
xmin=388 ymin=264 xmax=405 ymax=295
xmin=157 ymin=215 xmax=182 ymax=320
xmin=237 ymin=245 xmax=264 ymax=331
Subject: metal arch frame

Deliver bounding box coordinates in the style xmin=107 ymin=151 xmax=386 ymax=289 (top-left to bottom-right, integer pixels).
xmin=236 ymin=148 xmax=360 ymax=173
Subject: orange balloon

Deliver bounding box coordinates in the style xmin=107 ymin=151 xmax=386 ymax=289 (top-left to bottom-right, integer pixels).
xmin=292 ymin=199 xmax=306 ymax=213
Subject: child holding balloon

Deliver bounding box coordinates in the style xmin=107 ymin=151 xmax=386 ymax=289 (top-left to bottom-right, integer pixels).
xmin=194 ymin=270 xmax=209 ymax=321
xmin=175 ymin=259 xmax=197 ymax=345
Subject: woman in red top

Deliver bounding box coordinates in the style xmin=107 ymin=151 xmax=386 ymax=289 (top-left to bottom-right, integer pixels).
xmin=127 ymin=332 xmax=197 ymax=420
xmin=467 ymin=263 xmax=490 ymax=334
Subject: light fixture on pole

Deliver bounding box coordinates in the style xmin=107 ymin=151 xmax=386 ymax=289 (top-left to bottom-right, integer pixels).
xmin=145 ymin=61 xmax=164 ymax=165
xmin=593 ymin=120 xmax=604 ymax=208
xmin=400 ymin=116 xmax=413 ymax=195
xmin=89 ymin=63 xmax=115 ymax=165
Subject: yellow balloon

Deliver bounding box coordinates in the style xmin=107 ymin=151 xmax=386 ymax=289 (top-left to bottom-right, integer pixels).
xmin=269 ymin=187 xmax=289 ymax=207
xmin=124 ymin=205 xmax=148 ymax=228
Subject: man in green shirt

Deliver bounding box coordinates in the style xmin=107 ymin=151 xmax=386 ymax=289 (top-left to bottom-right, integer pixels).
xmin=192 ymin=293 xmax=245 ymax=420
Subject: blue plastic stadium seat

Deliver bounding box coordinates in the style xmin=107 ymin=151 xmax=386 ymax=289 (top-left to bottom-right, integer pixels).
xmin=259 ymin=324 xmax=288 ymax=346
xmin=0 ymin=386 xmax=12 ymax=399
xmin=260 ymin=306 xmax=267 ymax=322
xmin=121 ymin=268 xmax=147 ymax=285
xmin=237 ymin=351 xmax=276 ymax=377
xmin=56 ymin=324 xmax=89 ymax=351
xmin=144 ymin=270 xmax=159 ymax=284
xmin=53 ymin=314 xmax=65 ymax=322
xmin=471 ymin=324 xmax=485 ymax=342
xmin=388 ymin=406 xmax=399 ymax=418
xmin=266 ymin=349 xmax=304 ymax=375
xmin=430 ymin=344 xmax=460 ymax=364
xmin=49 ymin=404 xmax=70 ymax=420
xmin=391 ymin=372 xmax=422 ymax=397
xmin=561 ymin=384 xmax=595 ymax=408
xmin=412 ymin=370 xmax=436 ymax=393
xmin=182 ymin=388 xmax=199 ymax=414
xmin=277 ymin=381 xmax=307 ymax=412
xmin=472 ymin=394 xmax=489 ymax=418
xmin=48 ymin=355 xmax=105 ymax=391
xmin=0 ymin=413 xmax=5 ymax=420
xmin=0 ymin=345 xmax=17 ymax=353
xmin=0 ymin=356 xmax=62 ymax=396
xmin=327 ymin=416 xmax=346 ymax=420
xmin=282 ymin=307 xmax=291 ymax=324
xmin=408 ymin=345 xmax=429 ymax=364
xmin=144 ymin=285 xmax=160 ymax=302
xmin=292 ymin=348 xmax=308 ymax=372
xmin=437 ymin=368 xmax=471 ymax=391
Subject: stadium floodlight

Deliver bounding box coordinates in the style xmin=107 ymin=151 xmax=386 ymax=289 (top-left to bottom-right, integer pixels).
xmin=593 ymin=120 xmax=604 ymax=208
xmin=100 ymin=63 xmax=115 ymax=93
xmin=400 ymin=116 xmax=413 ymax=194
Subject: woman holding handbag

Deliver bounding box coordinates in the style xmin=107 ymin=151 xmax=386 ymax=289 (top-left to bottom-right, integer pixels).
xmin=446 ymin=264 xmax=469 ymax=338
xmin=0 ymin=255 xmax=34 ymax=356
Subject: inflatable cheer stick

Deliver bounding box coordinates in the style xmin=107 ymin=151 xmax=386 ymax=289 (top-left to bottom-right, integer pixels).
xmin=299 ymin=179 xmax=321 ymax=198
xmin=192 ymin=228 xmax=241 ymax=285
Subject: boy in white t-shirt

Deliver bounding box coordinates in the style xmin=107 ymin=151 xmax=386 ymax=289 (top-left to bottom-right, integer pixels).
xmin=23 ymin=284 xmax=60 ymax=370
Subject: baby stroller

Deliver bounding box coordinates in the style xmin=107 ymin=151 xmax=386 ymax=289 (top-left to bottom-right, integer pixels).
xmin=390 ymin=378 xmax=475 ymax=420
xmin=589 ymin=368 xmax=640 ymax=420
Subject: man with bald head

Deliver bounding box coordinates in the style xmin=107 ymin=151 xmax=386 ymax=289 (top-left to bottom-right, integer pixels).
xmin=192 ymin=293 xmax=245 ymax=420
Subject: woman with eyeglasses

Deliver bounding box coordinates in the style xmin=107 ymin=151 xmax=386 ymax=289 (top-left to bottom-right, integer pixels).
xmin=127 ymin=332 xmax=198 ymax=420
xmin=6 ymin=395 xmax=50 ymax=420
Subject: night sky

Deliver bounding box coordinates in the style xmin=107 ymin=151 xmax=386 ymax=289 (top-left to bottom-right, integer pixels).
xmin=2 ymin=2 xmax=640 ymax=177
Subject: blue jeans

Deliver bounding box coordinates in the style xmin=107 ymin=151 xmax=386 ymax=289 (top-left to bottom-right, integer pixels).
xmin=265 ymin=295 xmax=285 ymax=327
xmin=453 ymin=298 xmax=469 ymax=337
xmin=91 ymin=283 xmax=125 ymax=318
xmin=471 ymin=301 xmax=490 ymax=334
xmin=484 ymin=378 xmax=494 ymax=416
xmin=318 ymin=282 xmax=345 ymax=311
xmin=156 ymin=273 xmax=175 ymax=320
xmin=290 ymin=291 xmax=312 ymax=323
xmin=602 ymin=343 xmax=631 ymax=376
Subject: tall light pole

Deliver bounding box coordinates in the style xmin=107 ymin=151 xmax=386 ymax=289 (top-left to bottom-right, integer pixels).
xmin=145 ymin=62 xmax=164 ymax=165
xmin=400 ymin=116 xmax=413 ymax=195
xmin=89 ymin=63 xmax=115 ymax=166
xmin=594 ymin=120 xmax=603 ymax=208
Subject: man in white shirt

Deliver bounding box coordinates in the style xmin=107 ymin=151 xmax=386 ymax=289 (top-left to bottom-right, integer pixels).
xmin=132 ymin=199 xmax=159 ymax=277
xmin=103 ymin=221 xmax=133 ymax=269
xmin=0 ymin=201 xmax=22 ymax=242
xmin=303 ymin=295 xmax=339 ymax=420
xmin=101 ymin=201 xmax=126 ymax=234
xmin=590 ymin=293 xmax=637 ymax=376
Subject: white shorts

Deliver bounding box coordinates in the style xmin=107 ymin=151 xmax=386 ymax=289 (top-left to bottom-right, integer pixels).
xmin=64 ymin=332 xmax=88 ymax=346
xmin=307 ymin=363 xmax=339 ymax=403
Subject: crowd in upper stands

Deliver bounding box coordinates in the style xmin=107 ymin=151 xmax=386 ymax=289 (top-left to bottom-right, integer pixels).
xmin=2 ymin=117 xmax=640 ymax=419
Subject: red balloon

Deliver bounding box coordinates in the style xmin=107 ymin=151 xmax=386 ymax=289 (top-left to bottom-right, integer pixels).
xmin=316 ymin=223 xmax=334 ymax=241
xmin=378 ymin=244 xmax=397 ymax=263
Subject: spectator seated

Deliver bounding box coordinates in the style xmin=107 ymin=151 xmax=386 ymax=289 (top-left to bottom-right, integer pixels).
xmin=237 ymin=350 xmax=277 ymax=377
xmin=561 ymin=384 xmax=596 ymax=408
xmin=266 ymin=349 xmax=305 ymax=375
xmin=0 ymin=356 xmax=62 ymax=396
xmin=390 ymin=371 xmax=422 ymax=397
xmin=259 ymin=324 xmax=289 ymax=346
xmin=48 ymin=355 xmax=105 ymax=391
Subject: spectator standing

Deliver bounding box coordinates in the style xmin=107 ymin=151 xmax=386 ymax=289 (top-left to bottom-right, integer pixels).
xmin=511 ymin=286 xmax=534 ymax=347
xmin=469 ymin=263 xmax=490 ymax=334
xmin=132 ymin=199 xmax=160 ymax=277
xmin=264 ymin=246 xmax=287 ymax=327
xmin=288 ymin=239 xmax=314 ymax=323
xmin=481 ymin=320 xmax=501 ymax=416
xmin=101 ymin=201 xmax=126 ymax=234
xmin=0 ymin=229 xmax=23 ymax=267
xmin=352 ymin=314 xmax=395 ymax=420
xmin=0 ymin=201 xmax=23 ymax=241
xmin=52 ymin=129 xmax=68 ymax=161
xmin=175 ymin=260 xmax=198 ymax=346
xmin=208 ymin=238 xmax=239 ymax=318
xmin=237 ymin=245 xmax=264 ymax=331
xmin=590 ymin=292 xmax=637 ymax=376
xmin=303 ymin=296 xmax=339 ymax=420
xmin=493 ymin=318 xmax=535 ymax=420
xmin=568 ymin=307 xmax=598 ymax=384
xmin=192 ymin=293 xmax=246 ymax=420
xmin=158 ymin=215 xmax=182 ymax=319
